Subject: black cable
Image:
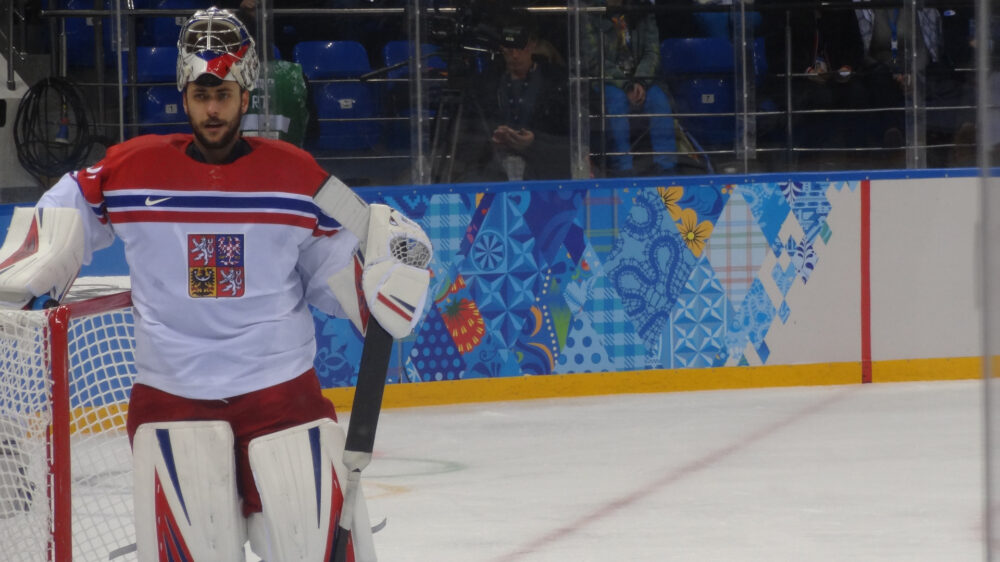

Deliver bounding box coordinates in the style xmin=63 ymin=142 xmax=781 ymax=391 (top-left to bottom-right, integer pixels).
xmin=13 ymin=76 xmax=94 ymax=181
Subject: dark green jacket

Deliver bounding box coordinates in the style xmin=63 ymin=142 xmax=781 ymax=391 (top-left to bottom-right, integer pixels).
xmin=584 ymin=8 xmax=662 ymax=90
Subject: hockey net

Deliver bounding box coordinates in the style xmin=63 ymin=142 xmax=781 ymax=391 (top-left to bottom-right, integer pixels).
xmin=0 ymin=289 xmax=136 ymax=562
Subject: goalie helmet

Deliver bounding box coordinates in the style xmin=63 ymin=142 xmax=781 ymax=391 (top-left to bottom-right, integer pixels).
xmin=176 ymin=7 xmax=258 ymax=92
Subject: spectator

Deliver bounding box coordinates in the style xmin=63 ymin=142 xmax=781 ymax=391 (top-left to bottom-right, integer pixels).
xmin=462 ymin=14 xmax=571 ymax=181
xmin=851 ymin=1 xmax=945 ymax=148
xmin=792 ymin=8 xmax=867 ymax=154
xmin=585 ymin=0 xmax=676 ymax=176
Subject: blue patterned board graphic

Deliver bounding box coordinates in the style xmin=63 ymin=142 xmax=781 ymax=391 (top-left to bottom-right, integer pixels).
xmin=669 ymin=256 xmax=728 ymax=368
xmin=310 ymin=178 xmax=853 ymax=386
xmin=783 ymin=181 xmax=833 ymax=243
xmin=705 ymin=186 xmax=767 ymax=310
xmin=555 ymin=314 xmax=610 ymax=374
xmin=742 ymin=183 xmax=792 ymax=257
xmin=605 ymin=189 xmax=697 ymax=350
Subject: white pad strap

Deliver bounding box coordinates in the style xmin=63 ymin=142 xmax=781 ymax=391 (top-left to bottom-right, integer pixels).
xmin=0 ymin=207 xmax=84 ymax=308
xmin=248 ymin=418 xmax=377 ymax=562
xmin=361 ymin=204 xmax=432 ymax=339
xmin=133 ymin=421 xmax=245 ymax=562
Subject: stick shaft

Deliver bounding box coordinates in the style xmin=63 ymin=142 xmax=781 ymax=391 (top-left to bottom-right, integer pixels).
xmin=314 ymin=174 xmax=393 ymax=562
xmin=332 ymin=321 xmax=393 ymax=562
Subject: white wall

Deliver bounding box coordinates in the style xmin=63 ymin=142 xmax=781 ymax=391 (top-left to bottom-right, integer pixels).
xmin=869 ymin=176 xmax=982 ymax=361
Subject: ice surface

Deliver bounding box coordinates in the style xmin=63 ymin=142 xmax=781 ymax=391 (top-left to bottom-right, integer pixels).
xmin=36 ymin=379 xmax=985 ymax=561
xmin=362 ymin=380 xmax=983 ymax=562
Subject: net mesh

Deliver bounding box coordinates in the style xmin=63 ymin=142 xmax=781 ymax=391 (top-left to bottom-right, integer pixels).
xmin=0 ymin=296 xmax=136 ymax=561
xmin=390 ymin=235 xmax=432 ymax=268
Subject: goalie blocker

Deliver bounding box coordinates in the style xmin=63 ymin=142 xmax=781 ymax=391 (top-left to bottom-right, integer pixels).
xmin=133 ymin=419 xmax=376 ymax=562
xmin=326 ymin=203 xmax=433 ymax=338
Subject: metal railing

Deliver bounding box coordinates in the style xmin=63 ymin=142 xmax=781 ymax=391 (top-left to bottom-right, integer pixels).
xmin=22 ymin=1 xmax=988 ymax=186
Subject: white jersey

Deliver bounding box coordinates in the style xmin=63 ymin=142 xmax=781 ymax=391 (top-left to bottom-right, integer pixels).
xmin=38 ymin=134 xmax=359 ymax=400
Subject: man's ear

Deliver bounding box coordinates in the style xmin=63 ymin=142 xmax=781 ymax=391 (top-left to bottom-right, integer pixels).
xmin=181 ymin=87 xmax=189 ymax=116
xmin=240 ymin=89 xmax=250 ymax=115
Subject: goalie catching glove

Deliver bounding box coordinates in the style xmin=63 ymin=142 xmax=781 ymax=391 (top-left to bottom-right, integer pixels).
xmin=329 ymin=204 xmax=432 ymax=339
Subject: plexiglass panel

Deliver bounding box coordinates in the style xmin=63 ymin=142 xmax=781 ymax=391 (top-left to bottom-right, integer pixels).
xmin=29 ymin=2 xmax=984 ymax=187
xmin=983 ymin=0 xmax=1000 ymax=559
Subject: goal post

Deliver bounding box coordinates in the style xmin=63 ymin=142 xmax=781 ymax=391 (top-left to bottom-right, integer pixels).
xmin=0 ymin=290 xmax=136 ymax=562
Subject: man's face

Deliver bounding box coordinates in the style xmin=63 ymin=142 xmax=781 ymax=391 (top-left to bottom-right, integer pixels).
xmin=182 ymin=80 xmax=248 ymax=157
xmin=501 ymin=40 xmax=535 ymax=79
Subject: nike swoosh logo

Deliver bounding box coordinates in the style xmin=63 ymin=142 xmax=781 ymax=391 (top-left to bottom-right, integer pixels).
xmin=145 ymin=196 xmax=172 ymax=206
xmin=85 ymin=165 xmax=103 ymax=174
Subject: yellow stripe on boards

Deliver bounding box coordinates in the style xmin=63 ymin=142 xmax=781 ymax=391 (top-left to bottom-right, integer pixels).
xmin=324 ymin=362 xmax=867 ymax=412
xmin=60 ymin=358 xmax=986 ymax=433
xmin=870 ymin=356 xmax=982 ymax=383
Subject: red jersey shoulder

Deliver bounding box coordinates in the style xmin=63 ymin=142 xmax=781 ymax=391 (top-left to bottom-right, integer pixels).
xmin=244 ymin=137 xmax=328 ymax=195
xmin=74 ymin=134 xmax=191 ymax=201
xmin=98 ymin=134 xmax=191 ymax=169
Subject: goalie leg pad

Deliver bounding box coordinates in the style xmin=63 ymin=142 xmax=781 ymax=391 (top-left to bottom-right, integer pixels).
xmin=248 ymin=418 xmax=377 ymax=562
xmin=133 ymin=421 xmax=246 ymax=562
xmin=0 ymin=207 xmax=84 ymax=308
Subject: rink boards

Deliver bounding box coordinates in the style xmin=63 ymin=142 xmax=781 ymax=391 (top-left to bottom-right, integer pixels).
xmin=0 ymin=169 xmax=985 ymax=410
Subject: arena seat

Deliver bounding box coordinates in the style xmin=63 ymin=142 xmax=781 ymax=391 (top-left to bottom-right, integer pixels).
xmin=131 ymin=46 xmax=185 ymax=136
xmin=62 ymin=0 xmax=125 ymax=68
xmin=294 ymin=40 xmax=380 ymax=151
xmin=660 ymin=36 xmax=766 ymax=149
xmin=380 ymin=40 xmax=446 ymax=148
xmin=138 ymin=0 xmax=200 ymax=48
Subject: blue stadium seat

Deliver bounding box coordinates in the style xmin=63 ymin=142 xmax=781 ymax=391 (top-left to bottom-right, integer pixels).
xmin=381 ymin=40 xmax=445 ymax=80
xmin=134 ymin=45 xmax=176 ymax=83
xmin=130 ymin=46 xmax=186 ymax=136
xmin=63 ymin=0 xmax=128 ymax=68
xmin=294 ymin=40 xmax=380 ymax=151
xmin=138 ymin=0 xmax=200 ymax=48
xmin=660 ymin=37 xmax=766 ymax=149
xmin=380 ymin=40 xmax=446 ymax=148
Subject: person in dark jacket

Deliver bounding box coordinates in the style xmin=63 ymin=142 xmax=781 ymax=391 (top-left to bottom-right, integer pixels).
xmin=465 ymin=18 xmax=571 ymax=181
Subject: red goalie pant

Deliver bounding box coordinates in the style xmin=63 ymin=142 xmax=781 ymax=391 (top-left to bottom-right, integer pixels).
xmin=126 ymin=369 xmax=338 ymax=516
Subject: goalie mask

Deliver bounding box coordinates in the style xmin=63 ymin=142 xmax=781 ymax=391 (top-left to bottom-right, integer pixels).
xmin=176 ymin=7 xmax=258 ymax=91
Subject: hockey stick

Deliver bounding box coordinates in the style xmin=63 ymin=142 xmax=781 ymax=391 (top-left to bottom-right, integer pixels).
xmin=334 ymin=320 xmax=392 ymax=562
xmin=314 ymin=176 xmax=395 ymax=562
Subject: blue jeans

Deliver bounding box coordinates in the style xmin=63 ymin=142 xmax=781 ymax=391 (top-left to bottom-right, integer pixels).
xmin=602 ymin=84 xmax=677 ymax=172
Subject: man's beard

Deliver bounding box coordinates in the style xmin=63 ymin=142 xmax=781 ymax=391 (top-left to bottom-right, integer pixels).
xmin=192 ymin=115 xmax=241 ymax=152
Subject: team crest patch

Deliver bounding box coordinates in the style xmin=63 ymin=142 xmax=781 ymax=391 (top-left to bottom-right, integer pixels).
xmin=188 ymin=234 xmax=245 ymax=298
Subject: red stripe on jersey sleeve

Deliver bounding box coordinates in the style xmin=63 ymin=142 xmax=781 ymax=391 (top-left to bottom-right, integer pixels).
xmin=74 ymin=167 xmax=107 ymax=206
xmin=110 ymin=210 xmax=318 ymax=229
